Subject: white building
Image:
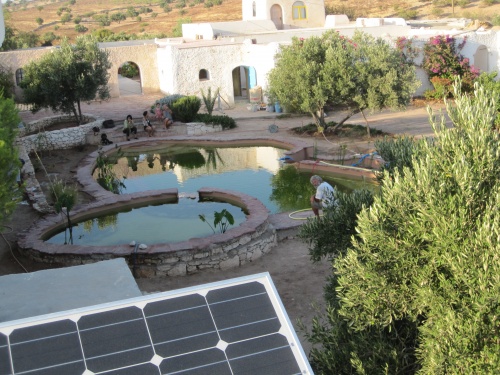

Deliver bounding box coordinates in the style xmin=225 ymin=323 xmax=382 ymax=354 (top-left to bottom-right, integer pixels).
xmin=0 ymin=0 xmax=498 ymax=104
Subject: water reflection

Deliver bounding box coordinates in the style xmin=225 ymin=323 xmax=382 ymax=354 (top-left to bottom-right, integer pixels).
xmin=46 ymin=199 xmax=246 ymax=246
xmin=93 ymin=146 xmax=377 ymax=214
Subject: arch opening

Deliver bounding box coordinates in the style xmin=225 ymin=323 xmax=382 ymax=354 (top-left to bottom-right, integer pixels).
xmin=118 ymin=61 xmax=142 ymax=96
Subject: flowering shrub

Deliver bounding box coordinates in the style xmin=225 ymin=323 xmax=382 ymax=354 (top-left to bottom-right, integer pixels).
xmin=423 ymin=35 xmax=479 ymax=93
xmin=395 ymin=36 xmax=419 ymax=62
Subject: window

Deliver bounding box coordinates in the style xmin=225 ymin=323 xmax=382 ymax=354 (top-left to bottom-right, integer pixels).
xmin=252 ymin=1 xmax=256 ymax=17
xmin=292 ymin=1 xmax=307 ymax=20
xmin=15 ymin=68 xmax=24 ymax=86
xmin=199 ymin=69 xmax=209 ymax=81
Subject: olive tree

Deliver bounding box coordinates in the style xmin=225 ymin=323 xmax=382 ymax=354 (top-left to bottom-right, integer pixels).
xmin=304 ymin=79 xmax=500 ymax=373
xmin=267 ymin=30 xmax=419 ymax=131
xmin=21 ymin=35 xmax=111 ymax=124
xmin=0 ymin=93 xmax=21 ymax=223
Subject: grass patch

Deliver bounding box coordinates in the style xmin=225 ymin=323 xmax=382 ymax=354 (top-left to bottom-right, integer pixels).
xmin=290 ymin=121 xmax=388 ymax=138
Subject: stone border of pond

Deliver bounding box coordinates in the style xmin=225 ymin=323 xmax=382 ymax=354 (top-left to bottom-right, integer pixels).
xmin=17 ymin=187 xmax=278 ymax=278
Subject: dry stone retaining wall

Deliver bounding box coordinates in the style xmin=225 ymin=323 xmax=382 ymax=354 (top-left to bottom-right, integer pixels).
xmin=186 ymin=122 xmax=223 ymax=135
xmin=17 ymin=114 xmax=104 ymax=152
xmin=17 ymin=188 xmax=277 ymax=278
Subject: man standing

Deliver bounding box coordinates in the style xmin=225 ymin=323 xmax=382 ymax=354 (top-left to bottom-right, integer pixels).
xmin=310 ymin=175 xmax=335 ymax=217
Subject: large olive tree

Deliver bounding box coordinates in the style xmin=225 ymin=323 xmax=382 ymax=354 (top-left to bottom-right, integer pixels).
xmin=304 ymin=80 xmax=500 ymax=373
xmin=267 ymin=30 xmax=419 ymax=132
xmin=21 ymin=35 xmax=111 ymax=124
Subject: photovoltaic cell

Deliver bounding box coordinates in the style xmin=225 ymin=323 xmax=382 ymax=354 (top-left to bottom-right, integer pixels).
xmin=0 ymin=273 xmax=312 ymax=374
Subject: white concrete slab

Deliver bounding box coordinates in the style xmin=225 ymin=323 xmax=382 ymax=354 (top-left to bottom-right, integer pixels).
xmin=0 ymin=259 xmax=142 ymax=323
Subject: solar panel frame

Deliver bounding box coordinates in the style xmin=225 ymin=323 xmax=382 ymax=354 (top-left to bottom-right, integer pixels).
xmin=0 ymin=272 xmax=313 ymax=375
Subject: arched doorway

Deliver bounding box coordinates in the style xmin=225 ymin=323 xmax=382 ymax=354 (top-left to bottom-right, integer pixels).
xmin=118 ymin=61 xmax=142 ymax=96
xmin=232 ymin=66 xmax=257 ymax=100
xmin=473 ymin=45 xmax=488 ymax=73
xmin=270 ymin=4 xmax=283 ymax=30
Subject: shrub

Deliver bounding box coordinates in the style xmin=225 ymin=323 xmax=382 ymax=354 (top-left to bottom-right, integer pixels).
xmin=194 ymin=113 xmax=236 ymax=129
xmin=152 ymin=94 xmax=184 ymax=112
xmin=120 ymin=63 xmax=139 ymax=78
xmin=325 ymin=4 xmax=362 ymax=20
xmin=423 ymin=35 xmax=479 ymax=92
xmin=397 ymin=9 xmax=418 ymax=19
xmin=0 ymin=68 xmax=13 ymax=100
xmin=172 ymin=96 xmax=201 ymax=122
xmin=74 ymin=24 xmax=88 ymax=33
xmin=458 ymin=0 xmax=470 ymax=7
xmin=298 ymin=189 xmax=375 ymax=261
xmin=200 ymin=87 xmax=219 ymax=115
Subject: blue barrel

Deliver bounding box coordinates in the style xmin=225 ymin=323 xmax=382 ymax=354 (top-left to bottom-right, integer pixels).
xmin=275 ymin=102 xmax=282 ymax=113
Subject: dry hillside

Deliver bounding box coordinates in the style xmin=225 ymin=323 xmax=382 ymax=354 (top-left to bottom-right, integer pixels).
xmin=3 ymin=0 xmax=500 ymax=44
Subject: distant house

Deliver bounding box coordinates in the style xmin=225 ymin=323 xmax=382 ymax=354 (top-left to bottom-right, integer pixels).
xmin=0 ymin=0 xmax=497 ymax=105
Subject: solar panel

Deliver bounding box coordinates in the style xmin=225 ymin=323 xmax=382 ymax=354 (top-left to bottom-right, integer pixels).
xmin=0 ymin=273 xmax=312 ymax=375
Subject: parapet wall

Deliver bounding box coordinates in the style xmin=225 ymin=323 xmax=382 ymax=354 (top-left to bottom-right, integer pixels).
xmin=17 ymin=188 xmax=276 ymax=278
xmin=17 ymin=114 xmax=104 ymax=152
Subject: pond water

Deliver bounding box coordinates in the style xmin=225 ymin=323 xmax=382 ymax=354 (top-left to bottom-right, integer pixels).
xmin=94 ymin=145 xmax=378 ymax=214
xmin=47 ymin=145 xmax=378 ymax=246
xmin=45 ymin=199 xmax=247 ymax=246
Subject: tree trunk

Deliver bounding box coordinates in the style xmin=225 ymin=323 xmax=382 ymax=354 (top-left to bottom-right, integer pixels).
xmin=71 ymin=106 xmax=80 ymax=125
xmin=332 ymin=108 xmax=361 ymax=131
xmin=360 ymin=109 xmax=371 ymax=138
xmin=76 ymin=100 xmax=83 ymax=124
xmin=312 ymin=108 xmax=326 ymax=130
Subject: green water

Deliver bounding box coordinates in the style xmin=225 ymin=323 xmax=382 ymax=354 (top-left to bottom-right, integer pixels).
xmin=46 ymin=199 xmax=247 ymax=246
xmin=95 ymin=145 xmax=378 ymax=214
xmin=46 ymin=146 xmax=379 ymax=246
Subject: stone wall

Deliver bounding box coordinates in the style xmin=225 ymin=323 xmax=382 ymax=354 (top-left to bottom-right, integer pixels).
xmin=17 ymin=188 xmax=278 ymax=278
xmin=17 ymin=114 xmax=104 ymax=152
xmin=186 ymin=122 xmax=222 ymax=135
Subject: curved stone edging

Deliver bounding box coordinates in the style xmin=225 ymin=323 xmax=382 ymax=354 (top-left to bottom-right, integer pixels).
xmin=17 ymin=188 xmax=272 ymax=278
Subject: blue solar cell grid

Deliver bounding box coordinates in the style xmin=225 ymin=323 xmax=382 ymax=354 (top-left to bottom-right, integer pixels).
xmin=0 ymin=274 xmax=311 ymax=375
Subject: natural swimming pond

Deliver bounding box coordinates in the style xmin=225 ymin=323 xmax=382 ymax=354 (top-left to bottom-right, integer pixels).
xmin=45 ymin=199 xmax=247 ymax=245
xmin=94 ymin=145 xmax=378 ymax=214
xmin=46 ymin=145 xmax=378 ymax=246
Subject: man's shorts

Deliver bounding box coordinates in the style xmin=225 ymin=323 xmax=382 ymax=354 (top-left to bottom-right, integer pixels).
xmin=311 ymin=200 xmax=322 ymax=210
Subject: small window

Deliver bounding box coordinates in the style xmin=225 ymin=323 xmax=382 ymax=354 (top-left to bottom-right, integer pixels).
xmin=292 ymin=1 xmax=307 ymax=20
xmin=252 ymin=1 xmax=256 ymax=17
xmin=199 ymin=69 xmax=209 ymax=81
xmin=15 ymin=68 xmax=24 ymax=86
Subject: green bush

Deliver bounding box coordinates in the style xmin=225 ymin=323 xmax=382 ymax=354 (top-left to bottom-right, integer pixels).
xmin=298 ymin=189 xmax=375 ymax=261
xmin=397 ymin=9 xmax=418 ymax=19
xmin=0 ymin=65 xmax=15 ymax=99
xmin=194 ymin=113 xmax=236 ymax=129
xmin=151 ymin=94 xmax=185 ymax=117
xmin=305 ymin=80 xmax=500 ymax=374
xmin=172 ymin=96 xmax=201 ymax=122
xmin=120 ymin=63 xmax=139 ymax=78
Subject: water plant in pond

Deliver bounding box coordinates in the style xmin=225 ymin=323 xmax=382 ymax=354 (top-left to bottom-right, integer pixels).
xmin=51 ymin=178 xmax=78 ymax=244
xmin=199 ymin=209 xmax=235 ymax=234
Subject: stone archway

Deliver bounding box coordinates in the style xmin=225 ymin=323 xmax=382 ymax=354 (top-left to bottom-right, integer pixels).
xmin=118 ymin=61 xmax=142 ymax=96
